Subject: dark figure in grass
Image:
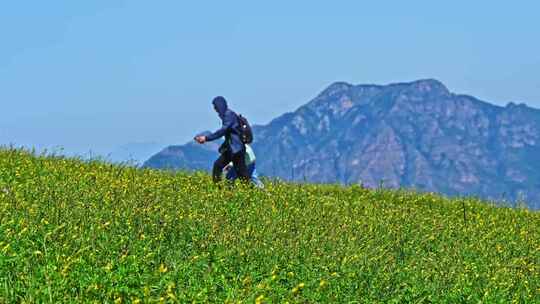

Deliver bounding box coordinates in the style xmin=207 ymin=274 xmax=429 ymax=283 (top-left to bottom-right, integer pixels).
xmin=195 ymin=96 xmax=250 ymax=183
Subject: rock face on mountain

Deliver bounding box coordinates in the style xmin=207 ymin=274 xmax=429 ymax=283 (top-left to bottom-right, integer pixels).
xmin=144 ymin=80 xmax=540 ymax=209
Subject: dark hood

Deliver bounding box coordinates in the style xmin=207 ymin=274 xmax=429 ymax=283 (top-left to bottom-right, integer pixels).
xmin=212 ymin=96 xmax=228 ymax=117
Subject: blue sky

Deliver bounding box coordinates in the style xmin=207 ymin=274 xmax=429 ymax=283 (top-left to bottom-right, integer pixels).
xmin=1 ymin=1 xmax=539 ymax=156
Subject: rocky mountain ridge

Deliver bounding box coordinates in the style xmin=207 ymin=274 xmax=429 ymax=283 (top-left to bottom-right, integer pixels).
xmin=144 ymin=79 xmax=540 ymax=209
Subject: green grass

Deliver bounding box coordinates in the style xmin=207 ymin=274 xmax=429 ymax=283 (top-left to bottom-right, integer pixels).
xmin=0 ymin=148 xmax=539 ymax=303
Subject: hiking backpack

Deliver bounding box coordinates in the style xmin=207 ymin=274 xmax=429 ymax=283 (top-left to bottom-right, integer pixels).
xmin=237 ymin=114 xmax=253 ymax=144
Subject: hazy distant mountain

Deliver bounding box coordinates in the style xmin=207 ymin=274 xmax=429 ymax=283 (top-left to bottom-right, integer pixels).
xmin=143 ymin=132 xmax=220 ymax=171
xmin=144 ymin=79 xmax=540 ymax=209
xmin=109 ymin=142 xmax=163 ymax=165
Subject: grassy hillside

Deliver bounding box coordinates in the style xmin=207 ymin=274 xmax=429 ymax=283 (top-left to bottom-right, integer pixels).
xmin=0 ymin=148 xmax=538 ymax=303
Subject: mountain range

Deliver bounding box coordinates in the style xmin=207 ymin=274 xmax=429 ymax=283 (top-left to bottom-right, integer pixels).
xmin=144 ymin=79 xmax=540 ymax=209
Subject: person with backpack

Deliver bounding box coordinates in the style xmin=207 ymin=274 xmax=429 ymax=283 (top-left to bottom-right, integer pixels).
xmin=194 ymin=96 xmax=251 ymax=183
xmin=224 ymin=144 xmax=264 ymax=188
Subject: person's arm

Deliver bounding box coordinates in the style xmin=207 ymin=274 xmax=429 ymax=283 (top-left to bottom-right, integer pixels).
xmin=205 ymin=113 xmax=235 ymax=142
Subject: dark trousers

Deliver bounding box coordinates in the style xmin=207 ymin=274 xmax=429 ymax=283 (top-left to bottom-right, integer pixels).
xmin=212 ymin=148 xmax=250 ymax=183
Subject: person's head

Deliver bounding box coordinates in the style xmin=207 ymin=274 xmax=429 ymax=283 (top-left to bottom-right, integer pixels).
xmin=212 ymin=96 xmax=228 ymax=117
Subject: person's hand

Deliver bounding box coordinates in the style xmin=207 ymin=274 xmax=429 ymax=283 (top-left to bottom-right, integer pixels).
xmin=195 ymin=135 xmax=207 ymax=144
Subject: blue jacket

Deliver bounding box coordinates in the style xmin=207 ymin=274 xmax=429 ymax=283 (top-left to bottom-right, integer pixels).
xmin=206 ymin=96 xmax=245 ymax=154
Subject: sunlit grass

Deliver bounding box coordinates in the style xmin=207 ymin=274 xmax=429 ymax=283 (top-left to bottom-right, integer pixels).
xmin=0 ymin=148 xmax=538 ymax=302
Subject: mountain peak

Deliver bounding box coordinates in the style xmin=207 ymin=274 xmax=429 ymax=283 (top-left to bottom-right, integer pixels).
xmin=319 ymin=79 xmax=450 ymax=99
xmin=318 ymin=81 xmax=353 ymax=97
xmin=407 ymin=79 xmax=449 ymax=94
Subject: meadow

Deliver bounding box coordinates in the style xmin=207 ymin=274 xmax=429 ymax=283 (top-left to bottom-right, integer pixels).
xmin=0 ymin=148 xmax=538 ymax=303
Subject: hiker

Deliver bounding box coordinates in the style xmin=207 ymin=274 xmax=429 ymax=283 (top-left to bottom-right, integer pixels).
xmin=194 ymin=96 xmax=250 ymax=183
xmin=224 ymin=144 xmax=264 ymax=188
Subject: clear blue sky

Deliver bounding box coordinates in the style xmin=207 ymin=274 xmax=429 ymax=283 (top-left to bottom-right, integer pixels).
xmin=1 ymin=1 xmax=539 ymax=156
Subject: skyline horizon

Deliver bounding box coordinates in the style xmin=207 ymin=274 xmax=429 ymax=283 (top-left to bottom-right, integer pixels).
xmin=2 ymin=1 xmax=539 ymax=157
xmin=3 ymin=77 xmax=539 ymax=159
